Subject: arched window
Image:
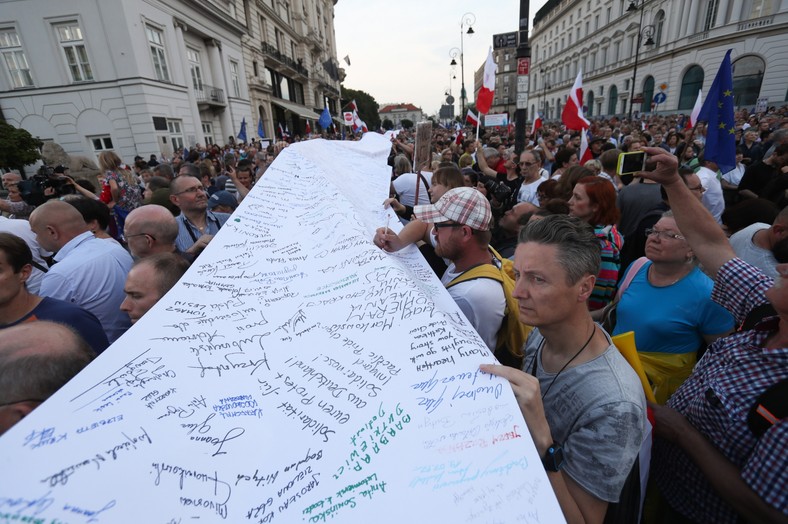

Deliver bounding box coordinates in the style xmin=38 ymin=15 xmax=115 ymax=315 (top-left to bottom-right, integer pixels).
xmin=679 ymin=65 xmax=704 ymax=110
xmin=654 ymin=11 xmax=665 ymax=46
xmin=641 ymin=76 xmax=655 ymax=113
xmin=732 ymin=55 xmax=765 ymax=107
xmin=587 ymin=90 xmax=595 ymax=117
xmin=556 ymin=99 xmax=563 ymax=119
xmin=608 ymin=85 xmax=618 ymax=115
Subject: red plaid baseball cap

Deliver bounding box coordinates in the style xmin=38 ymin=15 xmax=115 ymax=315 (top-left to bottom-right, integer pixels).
xmin=414 ymin=187 xmax=492 ymax=231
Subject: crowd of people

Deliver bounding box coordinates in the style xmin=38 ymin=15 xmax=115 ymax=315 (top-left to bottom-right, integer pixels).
xmin=0 ymin=106 xmax=787 ymax=522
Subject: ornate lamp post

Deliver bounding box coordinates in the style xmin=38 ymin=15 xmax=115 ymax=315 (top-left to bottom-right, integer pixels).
xmin=449 ymin=12 xmax=476 ymax=117
xmin=627 ymin=1 xmax=655 ymax=121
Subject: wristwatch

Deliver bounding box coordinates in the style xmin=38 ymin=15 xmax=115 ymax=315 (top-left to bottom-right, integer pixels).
xmin=542 ymin=442 xmax=565 ymax=472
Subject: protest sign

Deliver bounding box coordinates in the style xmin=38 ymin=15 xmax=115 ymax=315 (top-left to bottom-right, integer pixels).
xmin=0 ymin=134 xmax=564 ymax=524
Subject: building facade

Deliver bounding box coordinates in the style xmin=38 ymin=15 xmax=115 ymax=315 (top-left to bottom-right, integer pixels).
xmin=527 ymin=0 xmax=788 ymax=121
xmin=378 ymin=103 xmax=423 ymax=127
xmin=0 ymin=0 xmax=252 ymax=163
xmin=240 ymin=0 xmax=341 ymax=140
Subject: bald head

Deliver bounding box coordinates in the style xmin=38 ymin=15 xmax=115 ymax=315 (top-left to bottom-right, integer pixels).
xmin=0 ymin=321 xmax=95 ymax=435
xmin=124 ymin=205 xmax=179 ymax=258
xmin=29 ymin=200 xmax=89 ymax=252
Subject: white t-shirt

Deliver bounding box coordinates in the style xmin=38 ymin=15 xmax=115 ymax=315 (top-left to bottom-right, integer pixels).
xmin=696 ymin=166 xmax=724 ymax=224
xmin=517 ymin=177 xmax=544 ymax=205
xmin=722 ymin=163 xmax=746 ymax=187
xmin=729 ymin=222 xmax=778 ymax=278
xmin=441 ymin=263 xmax=505 ymax=352
xmin=392 ymin=172 xmax=432 ymax=207
xmin=0 ymin=216 xmax=51 ymax=294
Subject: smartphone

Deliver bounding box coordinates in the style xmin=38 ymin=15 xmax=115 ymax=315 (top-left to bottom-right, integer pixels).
xmin=617 ymin=151 xmax=646 ymax=176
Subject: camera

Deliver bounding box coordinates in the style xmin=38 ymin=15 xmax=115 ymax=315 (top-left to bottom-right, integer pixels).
xmin=17 ymin=165 xmax=76 ymax=206
xmin=480 ymin=175 xmax=512 ymax=202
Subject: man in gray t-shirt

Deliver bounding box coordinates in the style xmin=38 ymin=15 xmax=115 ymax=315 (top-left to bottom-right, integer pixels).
xmin=483 ymin=215 xmax=647 ymax=522
xmin=729 ymin=213 xmax=787 ymax=279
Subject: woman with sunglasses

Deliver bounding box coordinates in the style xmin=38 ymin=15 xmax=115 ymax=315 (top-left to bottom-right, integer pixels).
xmin=611 ymin=211 xmax=734 ymax=403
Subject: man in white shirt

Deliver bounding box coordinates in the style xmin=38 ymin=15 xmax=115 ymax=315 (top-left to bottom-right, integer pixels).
xmin=696 ymin=152 xmax=725 ymax=224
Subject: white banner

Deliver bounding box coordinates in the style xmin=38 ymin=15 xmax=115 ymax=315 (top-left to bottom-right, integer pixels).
xmin=0 ymin=134 xmax=563 ymax=523
xmin=484 ymin=113 xmax=509 ymax=127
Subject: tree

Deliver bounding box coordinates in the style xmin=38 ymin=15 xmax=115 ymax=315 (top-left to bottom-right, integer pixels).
xmin=382 ymin=118 xmax=394 ymax=131
xmin=0 ymin=122 xmax=41 ymax=174
xmin=340 ymin=86 xmax=381 ymax=130
xmin=401 ymin=119 xmax=414 ymax=130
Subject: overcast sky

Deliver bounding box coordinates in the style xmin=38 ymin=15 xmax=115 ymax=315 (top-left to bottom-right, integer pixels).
xmin=334 ymin=0 xmax=549 ymax=116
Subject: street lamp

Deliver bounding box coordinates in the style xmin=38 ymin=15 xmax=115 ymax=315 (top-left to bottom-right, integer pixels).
xmin=627 ymin=0 xmax=655 ymax=121
xmin=448 ymin=12 xmax=476 ymax=117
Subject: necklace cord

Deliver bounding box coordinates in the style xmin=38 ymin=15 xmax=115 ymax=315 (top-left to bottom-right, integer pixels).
xmin=538 ymin=324 xmax=597 ymax=400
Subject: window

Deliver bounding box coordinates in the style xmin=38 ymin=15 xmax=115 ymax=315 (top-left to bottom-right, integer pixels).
xmin=230 ymin=59 xmax=241 ymax=97
xmin=732 ymin=55 xmax=765 ymax=106
xmin=608 ymin=85 xmax=618 ymax=114
xmin=590 ymin=52 xmax=596 ymax=71
xmin=0 ymin=29 xmax=33 ymax=88
xmin=146 ymin=25 xmax=170 ymax=82
xmin=703 ymin=0 xmax=719 ymax=30
xmin=290 ymin=41 xmax=296 ymax=60
xmin=90 ymin=136 xmax=113 ymax=152
xmin=642 ymin=76 xmax=655 ymax=113
xmin=504 ymin=52 xmax=510 ymax=61
xmin=607 ymin=7 xmax=612 ymax=24
xmin=504 ymin=75 xmax=510 ymax=84
xmin=167 ymin=119 xmax=184 ymax=150
xmin=259 ymin=17 xmax=267 ymax=41
xmin=585 ymin=22 xmax=589 ymax=36
xmin=750 ymin=0 xmax=776 ymax=18
xmin=55 ymin=23 xmax=93 ymax=82
xmin=613 ymin=41 xmax=620 ymax=62
xmin=595 ymin=15 xmax=600 ymax=30
xmin=187 ymin=48 xmax=203 ymax=92
xmin=504 ymin=64 xmax=510 ymax=72
xmin=202 ymin=122 xmax=215 ymax=145
xmin=654 ymin=11 xmax=665 ymax=46
xmin=252 ymin=60 xmax=258 ymax=77
xmin=678 ymin=65 xmax=704 ymax=109
xmin=587 ymin=91 xmax=594 ymax=116
xmin=274 ymin=28 xmax=283 ymax=51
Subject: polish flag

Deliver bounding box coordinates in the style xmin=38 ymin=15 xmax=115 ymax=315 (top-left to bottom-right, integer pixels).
xmin=561 ymin=69 xmax=590 ymax=131
xmin=530 ymin=114 xmax=543 ymax=136
xmin=475 ymin=47 xmax=497 ymax=115
xmin=466 ymin=109 xmax=479 ymax=127
xmin=455 ymin=128 xmax=464 ymax=145
xmin=686 ymin=90 xmax=703 ymax=129
xmin=305 ymin=120 xmax=312 ymax=135
xmin=579 ymin=130 xmax=593 ymax=165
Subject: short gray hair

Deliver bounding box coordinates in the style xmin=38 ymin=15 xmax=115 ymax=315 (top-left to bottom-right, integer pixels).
xmin=518 ymin=214 xmax=600 ymax=284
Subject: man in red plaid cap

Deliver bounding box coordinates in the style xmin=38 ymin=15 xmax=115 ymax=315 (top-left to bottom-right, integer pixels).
xmin=411 ymin=187 xmax=505 ymax=352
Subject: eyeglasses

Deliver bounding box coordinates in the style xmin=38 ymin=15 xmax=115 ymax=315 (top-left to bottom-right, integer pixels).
xmin=125 ymin=233 xmax=157 ymax=241
xmin=645 ymin=228 xmax=685 ymax=241
xmin=173 ymin=186 xmax=205 ymax=196
xmin=516 ymin=161 xmax=538 ymax=167
xmin=0 ymin=398 xmax=44 ymax=408
xmin=433 ymin=222 xmax=465 ymax=229
xmin=687 ymin=184 xmax=706 ymax=193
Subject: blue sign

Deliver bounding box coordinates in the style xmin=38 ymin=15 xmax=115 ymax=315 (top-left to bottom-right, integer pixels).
xmin=653 ymin=92 xmax=667 ymax=104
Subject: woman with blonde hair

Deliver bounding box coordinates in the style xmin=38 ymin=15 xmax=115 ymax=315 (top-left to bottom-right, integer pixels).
xmin=98 ymin=151 xmax=142 ymax=239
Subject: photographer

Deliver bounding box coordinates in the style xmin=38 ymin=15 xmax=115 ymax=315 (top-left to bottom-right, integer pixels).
xmin=474 ymin=141 xmax=515 ymax=217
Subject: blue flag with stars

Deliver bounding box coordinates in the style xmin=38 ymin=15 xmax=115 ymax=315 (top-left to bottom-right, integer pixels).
xmin=257 ymin=119 xmax=265 ymax=139
xmin=697 ymin=49 xmax=736 ymax=173
xmin=318 ymin=106 xmax=332 ymax=130
xmin=237 ymin=117 xmax=248 ymax=143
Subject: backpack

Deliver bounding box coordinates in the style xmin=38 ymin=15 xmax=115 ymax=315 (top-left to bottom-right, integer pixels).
xmin=446 ymin=246 xmax=532 ymax=368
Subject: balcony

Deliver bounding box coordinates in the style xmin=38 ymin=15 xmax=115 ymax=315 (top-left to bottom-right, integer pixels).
xmin=261 ymin=41 xmax=309 ymax=78
xmin=194 ymin=84 xmax=226 ymax=108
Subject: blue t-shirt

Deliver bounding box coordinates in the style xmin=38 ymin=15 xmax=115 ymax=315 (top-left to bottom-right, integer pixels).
xmin=2 ymin=297 xmax=110 ymax=354
xmin=612 ymin=262 xmax=734 ymax=354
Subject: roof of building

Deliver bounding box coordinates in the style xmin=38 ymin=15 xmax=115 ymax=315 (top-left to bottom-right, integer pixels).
xmin=379 ymin=103 xmax=422 ymax=113
xmin=534 ymin=0 xmax=564 ymax=27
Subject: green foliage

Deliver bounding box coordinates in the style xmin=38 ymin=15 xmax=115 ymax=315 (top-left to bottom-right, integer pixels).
xmin=341 ymin=86 xmax=380 ymax=130
xmin=382 ymin=118 xmax=394 ymax=131
xmin=0 ymin=122 xmax=42 ymax=171
xmin=401 ymin=119 xmax=414 ymax=130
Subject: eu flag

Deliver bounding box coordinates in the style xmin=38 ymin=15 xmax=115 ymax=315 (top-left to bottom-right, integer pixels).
xmin=697 ymin=49 xmax=736 ymax=173
xmin=318 ymin=106 xmax=332 ymax=130
xmin=257 ymin=119 xmax=265 ymax=139
xmin=237 ymin=117 xmax=248 ymax=143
